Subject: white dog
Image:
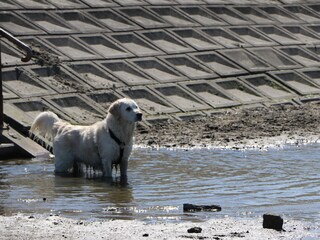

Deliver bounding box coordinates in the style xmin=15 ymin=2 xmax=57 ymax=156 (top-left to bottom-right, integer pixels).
xmin=30 ymin=98 xmax=142 ymax=178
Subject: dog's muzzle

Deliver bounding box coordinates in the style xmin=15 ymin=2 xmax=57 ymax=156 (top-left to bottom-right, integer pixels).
xmin=135 ymin=112 xmax=143 ymax=122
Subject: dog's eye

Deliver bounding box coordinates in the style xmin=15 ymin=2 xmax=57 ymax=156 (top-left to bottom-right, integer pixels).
xmin=126 ymin=107 xmax=132 ymax=112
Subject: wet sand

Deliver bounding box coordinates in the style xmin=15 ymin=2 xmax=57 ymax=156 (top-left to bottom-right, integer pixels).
xmin=0 ymin=214 xmax=318 ymax=240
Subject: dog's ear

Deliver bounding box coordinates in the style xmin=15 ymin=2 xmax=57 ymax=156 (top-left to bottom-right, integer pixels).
xmin=108 ymin=100 xmax=121 ymax=118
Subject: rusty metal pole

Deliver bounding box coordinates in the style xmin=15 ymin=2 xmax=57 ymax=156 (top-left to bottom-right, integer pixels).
xmin=0 ymin=37 xmax=3 ymax=129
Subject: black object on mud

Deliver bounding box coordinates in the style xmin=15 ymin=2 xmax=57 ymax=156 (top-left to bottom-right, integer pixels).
xmin=263 ymin=214 xmax=284 ymax=231
xmin=183 ymin=203 xmax=222 ymax=212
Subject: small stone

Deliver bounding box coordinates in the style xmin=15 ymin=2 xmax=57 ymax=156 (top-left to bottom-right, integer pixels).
xmin=187 ymin=227 xmax=202 ymax=233
xmin=28 ymin=216 xmax=34 ymax=219
xmin=142 ymin=233 xmax=149 ymax=237
xmin=263 ymin=214 xmax=283 ymax=231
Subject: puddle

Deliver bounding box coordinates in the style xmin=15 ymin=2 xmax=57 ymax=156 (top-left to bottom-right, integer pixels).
xmin=0 ymin=145 xmax=319 ymax=223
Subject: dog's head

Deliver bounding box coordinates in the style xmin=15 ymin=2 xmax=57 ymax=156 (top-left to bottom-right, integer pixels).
xmin=108 ymin=98 xmax=142 ymax=122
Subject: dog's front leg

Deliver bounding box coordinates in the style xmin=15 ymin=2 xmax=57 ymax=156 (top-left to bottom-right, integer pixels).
xmin=120 ymin=159 xmax=128 ymax=178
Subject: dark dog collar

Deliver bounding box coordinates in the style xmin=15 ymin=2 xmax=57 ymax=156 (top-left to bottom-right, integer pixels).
xmin=109 ymin=128 xmax=125 ymax=165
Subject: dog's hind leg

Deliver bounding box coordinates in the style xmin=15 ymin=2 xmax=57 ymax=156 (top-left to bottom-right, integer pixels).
xmin=53 ymin=142 xmax=74 ymax=174
xmin=102 ymin=159 xmax=112 ymax=178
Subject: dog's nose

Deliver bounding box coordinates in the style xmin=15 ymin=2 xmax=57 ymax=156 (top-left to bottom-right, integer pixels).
xmin=136 ymin=112 xmax=143 ymax=121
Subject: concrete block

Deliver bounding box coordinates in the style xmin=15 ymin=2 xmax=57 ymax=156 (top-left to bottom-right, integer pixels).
xmin=24 ymin=65 xmax=92 ymax=93
xmin=0 ymin=41 xmax=27 ymax=66
xmin=86 ymin=9 xmax=141 ymax=32
xmin=281 ymin=25 xmax=320 ymax=44
xmin=247 ymin=47 xmax=301 ymax=70
xmin=148 ymin=6 xmax=199 ymax=27
xmin=149 ymin=84 xmax=210 ymax=112
xmin=86 ymin=90 xmax=121 ymax=111
xmin=227 ymin=26 xmax=277 ymax=47
xmin=232 ymin=6 xmax=276 ymax=24
xmin=305 ymin=45 xmax=320 ymax=59
xmin=284 ymin=5 xmax=320 ymax=23
xmin=205 ymin=6 xmax=253 ymax=25
xmin=14 ymin=0 xmax=56 ymax=9
xmin=268 ymin=70 xmax=320 ymax=95
xmin=258 ymin=6 xmax=302 ymax=24
xmin=97 ymin=60 xmax=156 ymax=86
xmin=218 ymin=49 xmax=274 ymax=73
xmin=3 ymin=86 xmax=18 ymax=100
xmin=19 ymin=36 xmax=69 ymax=62
xmin=145 ymin=0 xmax=177 ymax=5
xmin=168 ymin=28 xmax=222 ymax=51
xmin=47 ymin=0 xmax=87 ymax=9
xmin=0 ymin=0 xmax=21 ymax=9
xmin=62 ymin=61 xmax=124 ymax=89
xmin=138 ymin=30 xmax=193 ymax=54
xmin=159 ymin=54 xmax=217 ymax=79
xmin=44 ymin=94 xmax=105 ymax=124
xmin=177 ymin=6 xmax=226 ymax=26
xmin=75 ymin=34 xmax=133 ymax=59
xmin=80 ymin=0 xmax=119 ymax=7
xmin=42 ymin=35 xmax=100 ymax=60
xmin=306 ymin=24 xmax=320 ymax=37
xmin=200 ymin=27 xmax=248 ymax=48
xmin=240 ymin=74 xmax=296 ymax=99
xmin=55 ymin=11 xmax=108 ymax=33
xmin=174 ymin=111 xmax=206 ymax=122
xmin=277 ymin=46 xmax=320 ymax=67
xmin=2 ymin=67 xmax=56 ymax=98
xmin=18 ymin=11 xmax=76 ymax=34
xmin=118 ymin=87 xmax=179 ymax=114
xmin=306 ymin=4 xmax=320 ymax=16
xmin=110 ymin=32 xmax=163 ymax=57
xmin=254 ymin=25 xmax=300 ymax=45
xmin=180 ymin=80 xmax=240 ymax=108
xmin=117 ymin=7 xmax=170 ymax=29
xmin=129 ymin=57 xmax=186 ymax=82
xmin=174 ymin=0 xmax=205 ymax=4
xmin=214 ymin=78 xmax=266 ymax=104
xmin=190 ymin=51 xmax=247 ymax=77
xmin=0 ymin=12 xmax=44 ymax=35
xmin=113 ymin=0 xmax=148 ymax=6
xmin=297 ymin=67 xmax=320 ymax=87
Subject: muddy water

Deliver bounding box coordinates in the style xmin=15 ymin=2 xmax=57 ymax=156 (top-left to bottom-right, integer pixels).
xmin=0 ymin=144 xmax=319 ymax=222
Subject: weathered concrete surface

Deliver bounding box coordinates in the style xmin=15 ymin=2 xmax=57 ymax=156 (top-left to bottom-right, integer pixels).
xmin=2 ymin=0 xmax=320 ymax=154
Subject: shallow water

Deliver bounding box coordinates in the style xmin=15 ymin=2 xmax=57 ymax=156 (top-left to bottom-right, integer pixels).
xmin=0 ymin=144 xmax=319 ymax=222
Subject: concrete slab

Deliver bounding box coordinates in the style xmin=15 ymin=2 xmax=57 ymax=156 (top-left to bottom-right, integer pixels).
xmin=64 ymin=61 xmax=124 ymax=89
xmin=44 ymin=94 xmax=105 ymax=124
xmin=277 ymin=46 xmax=320 ymax=67
xmin=268 ymin=70 xmax=320 ymax=95
xmin=227 ymin=26 xmax=277 ymax=47
xmin=80 ymin=0 xmax=119 ymax=7
xmin=0 ymin=41 xmax=26 ymax=66
xmin=200 ymin=27 xmax=249 ymax=48
xmin=0 ymin=0 xmax=21 ymax=9
xmin=97 ymin=60 xmax=156 ymax=85
xmin=174 ymin=0 xmax=205 ymax=4
xmin=18 ymin=11 xmax=76 ymax=34
xmin=306 ymin=24 xmax=320 ymax=38
xmin=168 ymin=28 xmax=222 ymax=51
xmin=148 ymin=6 xmax=199 ymax=27
xmin=297 ymin=67 xmax=320 ymax=87
xmin=258 ymin=5 xmax=302 ymax=24
xmin=176 ymin=6 xmax=226 ymax=26
xmin=113 ymin=0 xmax=148 ymax=6
xmin=75 ymin=34 xmax=133 ymax=59
xmin=240 ymin=74 xmax=296 ymax=99
xmin=85 ymin=9 xmax=141 ymax=32
xmin=149 ymin=84 xmax=210 ymax=112
xmin=118 ymin=87 xmax=179 ymax=115
xmin=3 ymin=86 xmax=18 ymax=100
xmin=117 ymin=7 xmax=170 ymax=29
xmin=254 ymin=25 xmax=301 ymax=45
xmin=218 ymin=49 xmax=274 ymax=73
xmin=214 ymin=78 xmax=266 ymax=104
xmin=247 ymin=47 xmax=301 ymax=70
xmin=281 ymin=25 xmax=320 ymax=44
xmin=283 ymin=5 xmax=320 ymax=23
xmin=110 ymin=32 xmax=163 ymax=57
xmin=2 ymin=67 xmax=56 ymax=98
xmin=138 ymin=30 xmax=193 ymax=54
xmin=13 ymin=0 xmax=56 ymax=9
xmin=205 ymin=6 xmax=253 ymax=25
xmin=306 ymin=4 xmax=320 ymax=16
xmin=55 ymin=10 xmax=109 ymax=33
xmin=180 ymin=80 xmax=240 ymax=108
xmin=159 ymin=54 xmax=218 ymax=79
xmin=86 ymin=90 xmax=121 ymax=111
xmin=42 ymin=35 xmax=101 ymax=60
xmin=0 ymin=12 xmax=44 ymax=35
xmin=232 ymin=6 xmax=276 ymax=24
xmin=144 ymin=0 xmax=177 ymax=4
xmin=46 ymin=0 xmax=87 ymax=9
xmin=190 ymin=51 xmax=248 ymax=77
xmin=129 ymin=57 xmax=186 ymax=82
xmin=304 ymin=45 xmax=320 ymax=61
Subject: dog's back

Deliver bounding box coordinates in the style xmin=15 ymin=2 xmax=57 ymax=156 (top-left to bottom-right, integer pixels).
xmin=30 ymin=111 xmax=61 ymax=141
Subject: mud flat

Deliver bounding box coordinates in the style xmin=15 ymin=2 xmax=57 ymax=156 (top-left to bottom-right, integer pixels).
xmin=136 ymin=102 xmax=320 ymax=149
xmin=0 ymin=214 xmax=318 ymax=240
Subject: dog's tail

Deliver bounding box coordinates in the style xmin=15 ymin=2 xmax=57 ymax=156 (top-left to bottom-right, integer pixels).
xmin=30 ymin=111 xmax=61 ymax=141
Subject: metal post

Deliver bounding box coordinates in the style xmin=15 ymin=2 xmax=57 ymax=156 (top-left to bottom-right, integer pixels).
xmin=0 ymin=38 xmax=3 ymax=129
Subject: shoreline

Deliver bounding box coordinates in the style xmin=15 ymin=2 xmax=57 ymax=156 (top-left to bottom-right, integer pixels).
xmin=0 ymin=214 xmax=318 ymax=240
